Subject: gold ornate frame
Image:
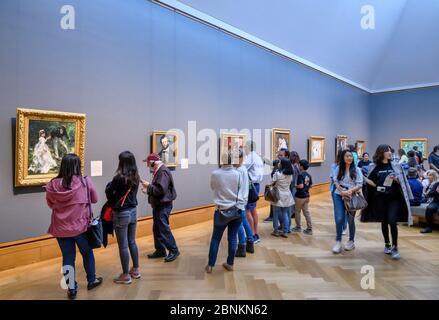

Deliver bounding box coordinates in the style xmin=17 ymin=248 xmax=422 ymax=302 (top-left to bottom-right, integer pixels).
xmin=15 ymin=108 xmax=86 ymax=187
xmin=356 ymin=140 xmax=366 ymax=159
xmin=400 ymin=138 xmax=428 ymax=160
xmin=152 ymin=130 xmax=179 ymax=168
xmin=219 ymin=133 xmax=247 ymax=165
xmin=272 ymin=128 xmax=291 ymax=160
xmin=309 ymin=136 xmax=326 ymax=164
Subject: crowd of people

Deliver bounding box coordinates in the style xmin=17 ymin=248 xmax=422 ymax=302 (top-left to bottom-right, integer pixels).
xmin=45 ymin=141 xmax=439 ymax=299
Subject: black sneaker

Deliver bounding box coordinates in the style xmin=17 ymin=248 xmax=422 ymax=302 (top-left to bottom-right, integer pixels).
xmin=67 ymin=289 xmax=77 ymax=300
xmin=164 ymin=251 xmax=180 ymax=263
xmin=87 ymin=277 xmax=103 ymax=291
xmin=246 ymin=240 xmax=255 ymax=254
xmin=235 ymin=244 xmax=246 ymax=258
xmin=147 ymin=251 xmax=167 ymax=259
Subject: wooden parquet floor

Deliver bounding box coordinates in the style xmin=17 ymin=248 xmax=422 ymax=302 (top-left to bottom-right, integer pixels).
xmin=1 ymin=192 xmax=438 ymax=300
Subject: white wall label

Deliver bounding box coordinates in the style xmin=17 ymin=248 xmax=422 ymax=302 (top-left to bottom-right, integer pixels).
xmin=180 ymin=158 xmax=189 ymax=170
xmin=90 ymin=161 xmax=103 ymax=177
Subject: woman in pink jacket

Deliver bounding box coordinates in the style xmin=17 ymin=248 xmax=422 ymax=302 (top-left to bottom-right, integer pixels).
xmin=46 ymin=154 xmax=103 ymax=299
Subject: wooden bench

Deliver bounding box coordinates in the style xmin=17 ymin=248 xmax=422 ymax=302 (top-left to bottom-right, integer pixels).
xmin=411 ymin=203 xmax=439 ymax=225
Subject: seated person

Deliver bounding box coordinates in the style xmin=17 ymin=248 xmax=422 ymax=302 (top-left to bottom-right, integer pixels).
xmin=407 ymin=168 xmax=423 ymax=207
xmin=420 ymin=180 xmax=439 ymax=234
xmin=423 ymin=170 xmax=439 ymax=202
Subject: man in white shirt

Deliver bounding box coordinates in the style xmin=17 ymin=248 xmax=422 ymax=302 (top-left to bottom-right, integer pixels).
xmin=243 ymin=141 xmax=264 ymax=243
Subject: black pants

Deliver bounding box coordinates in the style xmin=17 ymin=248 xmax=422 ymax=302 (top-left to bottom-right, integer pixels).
xmin=377 ymin=196 xmax=400 ymax=248
xmin=426 ymin=202 xmax=439 ymax=228
xmin=152 ymin=204 xmax=178 ymax=254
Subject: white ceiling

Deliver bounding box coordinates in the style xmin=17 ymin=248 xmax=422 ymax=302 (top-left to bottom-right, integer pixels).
xmin=155 ymin=0 xmax=439 ymax=93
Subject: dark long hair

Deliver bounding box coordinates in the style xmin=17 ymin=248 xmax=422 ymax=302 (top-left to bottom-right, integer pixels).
xmin=373 ymin=144 xmax=392 ymax=164
xmin=289 ymin=151 xmax=300 ymax=164
xmin=337 ymin=150 xmax=357 ymax=181
xmin=116 ymin=151 xmax=140 ymax=187
xmin=56 ymin=153 xmax=81 ymax=189
xmin=279 ymin=158 xmax=293 ymax=175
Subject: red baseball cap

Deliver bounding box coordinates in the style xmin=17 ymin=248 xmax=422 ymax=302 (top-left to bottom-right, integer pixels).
xmin=143 ymin=153 xmax=160 ymax=164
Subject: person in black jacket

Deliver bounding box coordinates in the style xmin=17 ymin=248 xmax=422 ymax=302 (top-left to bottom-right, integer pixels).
xmin=106 ymin=151 xmax=140 ymax=284
xmin=421 ymin=181 xmax=439 ymax=233
xmin=141 ymin=153 xmax=180 ymax=262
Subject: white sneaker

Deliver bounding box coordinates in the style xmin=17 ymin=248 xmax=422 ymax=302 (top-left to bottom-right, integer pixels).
xmin=344 ymin=240 xmax=355 ymax=251
xmin=342 ymin=229 xmax=347 ymax=235
xmin=332 ymin=241 xmax=343 ymax=254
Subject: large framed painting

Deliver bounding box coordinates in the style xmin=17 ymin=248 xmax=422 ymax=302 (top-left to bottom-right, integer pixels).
xmin=356 ymin=140 xmax=366 ymax=159
xmin=400 ymin=138 xmax=428 ymax=160
xmin=219 ymin=133 xmax=247 ymax=165
xmin=152 ymin=130 xmax=178 ymax=168
xmin=309 ymin=136 xmax=326 ymax=164
xmin=336 ymin=135 xmax=348 ymax=156
xmin=15 ymin=108 xmax=86 ymax=187
xmin=272 ymin=128 xmax=291 ymax=160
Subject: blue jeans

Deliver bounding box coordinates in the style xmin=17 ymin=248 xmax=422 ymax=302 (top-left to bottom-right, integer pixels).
xmin=113 ymin=207 xmax=139 ymax=274
xmin=237 ymin=208 xmax=254 ymax=245
xmin=57 ymin=232 xmax=96 ymax=286
xmin=332 ymin=193 xmax=356 ymax=242
xmin=152 ymin=204 xmax=178 ymax=254
xmin=273 ymin=206 xmax=289 ymax=234
xmin=208 ymin=210 xmax=242 ymax=266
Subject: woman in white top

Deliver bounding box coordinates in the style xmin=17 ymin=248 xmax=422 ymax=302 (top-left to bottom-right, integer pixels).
xmin=271 ymin=159 xmax=295 ymax=238
xmin=29 ymin=129 xmax=57 ymax=174
xmin=398 ymin=149 xmax=409 ymax=165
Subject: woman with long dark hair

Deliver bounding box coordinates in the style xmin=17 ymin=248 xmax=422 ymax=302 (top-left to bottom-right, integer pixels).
xmin=331 ymin=149 xmax=363 ymax=254
xmin=362 ymin=144 xmax=414 ymax=260
xmin=106 ymin=151 xmax=140 ymax=284
xmin=46 ymin=154 xmax=103 ymax=299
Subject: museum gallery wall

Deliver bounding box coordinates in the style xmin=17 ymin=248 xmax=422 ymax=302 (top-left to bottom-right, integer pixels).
xmin=0 ymin=0 xmax=438 ymax=244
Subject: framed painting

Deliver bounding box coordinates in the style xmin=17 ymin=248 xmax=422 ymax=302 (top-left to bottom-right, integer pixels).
xmin=272 ymin=128 xmax=291 ymax=160
xmin=336 ymin=135 xmax=348 ymax=156
xmin=400 ymin=138 xmax=428 ymax=160
xmin=219 ymin=133 xmax=247 ymax=165
xmin=152 ymin=130 xmax=178 ymax=168
xmin=356 ymin=140 xmax=366 ymax=159
xmin=15 ymin=108 xmax=86 ymax=187
xmin=309 ymin=136 xmax=326 ymax=164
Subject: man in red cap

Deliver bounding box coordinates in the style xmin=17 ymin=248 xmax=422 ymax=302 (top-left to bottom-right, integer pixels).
xmin=141 ymin=153 xmax=180 ymax=262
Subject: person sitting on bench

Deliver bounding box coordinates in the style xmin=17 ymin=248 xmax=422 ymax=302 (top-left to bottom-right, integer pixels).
xmin=420 ymin=180 xmax=439 ymax=234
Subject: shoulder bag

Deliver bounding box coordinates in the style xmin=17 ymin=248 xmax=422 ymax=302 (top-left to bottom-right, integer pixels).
xmin=343 ymin=191 xmax=368 ymax=215
xmin=84 ymin=177 xmax=103 ymax=249
xmin=247 ymin=173 xmax=259 ymax=204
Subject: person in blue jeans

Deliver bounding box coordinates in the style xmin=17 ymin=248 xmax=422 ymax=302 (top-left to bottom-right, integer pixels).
xmin=106 ymin=151 xmax=141 ymax=284
xmin=235 ymin=149 xmax=255 ymax=257
xmin=206 ymin=151 xmax=245 ymax=273
xmin=331 ymin=149 xmax=363 ymax=254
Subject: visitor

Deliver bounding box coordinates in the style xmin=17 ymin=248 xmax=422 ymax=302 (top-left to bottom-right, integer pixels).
xmin=288 ymin=151 xmax=301 ymax=231
xmin=398 ymin=149 xmax=409 ymax=165
xmin=348 ymin=145 xmax=359 ymax=165
xmin=331 ymin=150 xmax=348 ymax=235
xmin=423 ymin=170 xmax=439 ymax=201
xmin=428 ymin=145 xmax=439 ymax=174
xmin=357 ymin=152 xmax=372 ymax=176
xmin=106 ymin=151 xmax=140 ymax=284
xmin=270 ymin=159 xmax=294 ymax=237
xmin=142 ymin=153 xmax=180 ymax=263
xmin=331 ymin=149 xmax=363 ymax=253
xmin=407 ymin=150 xmax=418 ymax=168
xmin=291 ymin=160 xmax=313 ymax=235
xmin=413 ymin=146 xmax=423 ymax=165
xmin=420 ymin=178 xmax=439 ymax=234
xmin=407 ymin=168 xmax=423 ymax=207
xmin=235 ymin=149 xmax=254 ymax=257
xmin=362 ymin=144 xmax=414 ymax=260
xmin=46 ymin=154 xmax=103 ymax=299
xmin=206 ymin=151 xmax=244 ymax=273
xmin=244 ymin=141 xmax=264 ymax=243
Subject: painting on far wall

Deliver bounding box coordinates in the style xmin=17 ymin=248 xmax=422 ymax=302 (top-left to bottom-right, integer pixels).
xmin=336 ymin=135 xmax=348 ymax=156
xmin=272 ymin=128 xmax=291 ymax=160
xmin=309 ymin=136 xmax=326 ymax=164
xmin=219 ymin=133 xmax=247 ymax=165
xmin=400 ymin=138 xmax=428 ymax=160
xmin=15 ymin=108 xmax=86 ymax=187
xmin=152 ymin=130 xmax=178 ymax=168
xmin=356 ymin=140 xmax=366 ymax=159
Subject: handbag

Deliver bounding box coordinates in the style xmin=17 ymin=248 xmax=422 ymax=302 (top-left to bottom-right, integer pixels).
xmin=215 ymin=175 xmax=242 ymax=226
xmin=102 ymin=188 xmax=131 ymax=222
xmin=264 ymin=183 xmax=280 ymax=203
xmin=84 ymin=177 xmax=103 ymax=249
xmin=247 ymin=174 xmax=259 ymax=204
xmin=343 ymin=192 xmax=368 ymax=215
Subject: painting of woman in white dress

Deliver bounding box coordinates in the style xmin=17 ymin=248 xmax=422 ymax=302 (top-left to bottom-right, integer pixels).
xmin=28 ymin=129 xmax=57 ymax=174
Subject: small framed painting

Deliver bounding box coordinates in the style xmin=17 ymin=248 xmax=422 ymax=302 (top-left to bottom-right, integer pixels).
xmin=152 ymin=130 xmax=178 ymax=168
xmin=336 ymin=135 xmax=348 ymax=156
xmin=15 ymin=108 xmax=86 ymax=187
xmin=219 ymin=133 xmax=247 ymax=165
xmin=272 ymin=128 xmax=291 ymax=160
xmin=309 ymin=136 xmax=326 ymax=164
xmin=356 ymin=140 xmax=366 ymax=159
xmin=400 ymin=138 xmax=428 ymax=160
